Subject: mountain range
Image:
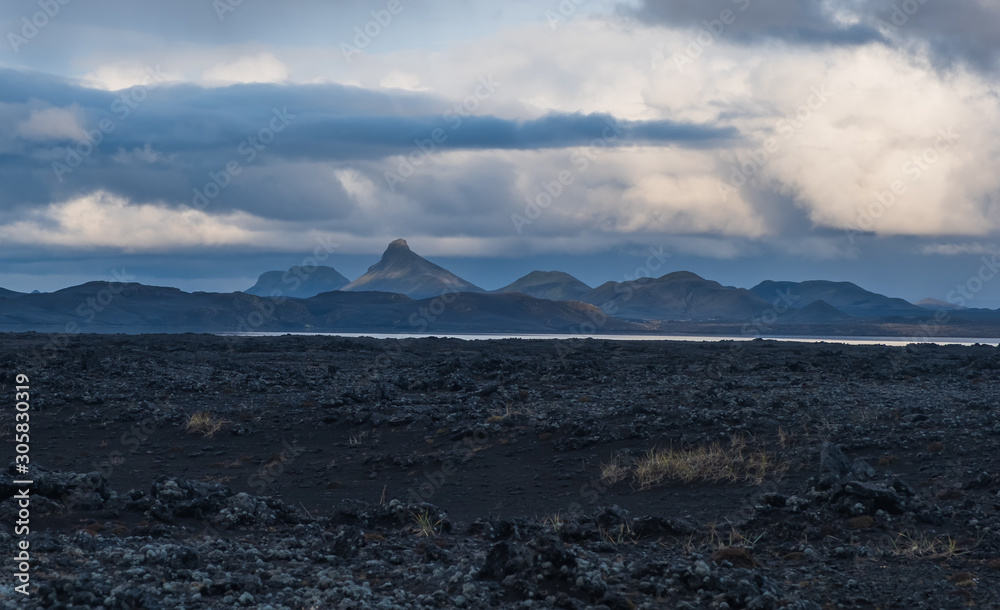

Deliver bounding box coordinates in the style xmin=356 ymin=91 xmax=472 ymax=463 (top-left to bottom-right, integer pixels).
xmin=2 ymin=239 xmax=998 ymax=336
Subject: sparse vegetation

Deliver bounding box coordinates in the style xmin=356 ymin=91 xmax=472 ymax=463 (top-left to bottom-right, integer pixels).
xmin=600 ymin=522 xmax=639 ymax=545
xmin=487 ymin=402 xmax=531 ymax=423
xmin=541 ymin=513 xmax=564 ymax=533
xmin=884 ymin=531 xmax=979 ymax=559
xmin=599 ymin=454 xmax=628 ymax=485
xmin=412 ymin=510 xmax=442 ymax=537
xmin=184 ymin=411 xmax=229 ymax=437
xmin=629 ymin=434 xmax=785 ymax=488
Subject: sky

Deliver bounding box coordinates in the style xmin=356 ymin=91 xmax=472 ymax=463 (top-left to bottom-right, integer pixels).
xmin=1 ymin=0 xmax=999 ymax=307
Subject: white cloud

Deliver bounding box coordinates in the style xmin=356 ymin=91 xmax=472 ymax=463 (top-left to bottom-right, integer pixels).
xmin=2 ymin=192 xmax=260 ymax=250
xmin=19 ymin=6 xmax=1000 ymax=251
xmin=201 ymin=52 xmax=289 ymax=85
xmin=15 ymin=106 xmax=87 ymax=141
xmin=81 ymin=63 xmax=180 ymax=91
xmin=378 ymin=71 xmax=429 ymax=92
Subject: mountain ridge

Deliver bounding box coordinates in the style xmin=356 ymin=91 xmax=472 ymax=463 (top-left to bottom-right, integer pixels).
xmin=245 ymin=266 xmax=350 ymax=299
xmin=494 ymin=271 xmax=592 ymax=301
xmin=343 ymin=239 xmax=484 ymax=299
xmin=1 ymin=239 xmax=999 ymax=334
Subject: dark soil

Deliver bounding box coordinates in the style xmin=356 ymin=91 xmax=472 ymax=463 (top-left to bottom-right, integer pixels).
xmin=1 ymin=333 xmax=1000 ymax=608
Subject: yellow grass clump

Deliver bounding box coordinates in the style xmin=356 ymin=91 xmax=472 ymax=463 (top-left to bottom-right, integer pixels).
xmin=184 ymin=411 xmax=229 ymax=438
xmin=630 ymin=434 xmax=785 ymax=488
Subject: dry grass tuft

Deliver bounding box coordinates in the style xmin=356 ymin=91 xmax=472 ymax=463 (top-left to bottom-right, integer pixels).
xmin=185 ymin=411 xmax=229 ymax=438
xmin=885 ymin=531 xmax=979 ymax=559
xmin=412 ymin=511 xmax=442 ymax=537
xmin=630 ymin=435 xmax=785 ymax=488
xmin=600 ymin=455 xmax=629 ymax=485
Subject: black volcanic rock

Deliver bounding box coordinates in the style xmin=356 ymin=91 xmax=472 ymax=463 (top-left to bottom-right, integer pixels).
xmin=751 ymin=280 xmax=925 ymax=318
xmin=494 ymin=270 xmax=592 ymax=301
xmin=581 ymin=271 xmax=771 ymax=321
xmin=343 ymin=239 xmax=483 ymax=299
xmin=245 ymin=266 xmax=349 ymax=299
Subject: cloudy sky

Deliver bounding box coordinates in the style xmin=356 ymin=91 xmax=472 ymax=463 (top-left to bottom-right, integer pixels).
xmin=1 ymin=0 xmax=999 ymax=307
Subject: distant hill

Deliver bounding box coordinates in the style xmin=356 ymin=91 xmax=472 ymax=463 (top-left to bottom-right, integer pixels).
xmin=750 ymin=280 xmax=926 ymax=319
xmin=0 ymin=288 xmax=26 ymax=299
xmin=245 ymin=266 xmax=350 ymax=299
xmin=494 ymin=271 xmax=592 ymax=301
xmin=777 ymin=300 xmax=854 ymax=324
xmin=0 ymin=281 xmax=635 ymax=334
xmin=301 ymin=290 xmax=638 ymax=333
xmin=343 ymin=239 xmax=483 ymax=299
xmin=915 ymin=298 xmax=966 ymax=311
xmin=0 ymin=282 xmax=312 ymax=330
xmin=4 ymin=242 xmax=1000 ymax=336
xmin=580 ymin=271 xmax=771 ymax=321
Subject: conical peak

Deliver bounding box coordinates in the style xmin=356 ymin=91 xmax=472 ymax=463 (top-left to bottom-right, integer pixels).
xmin=381 ymin=239 xmax=416 ymax=263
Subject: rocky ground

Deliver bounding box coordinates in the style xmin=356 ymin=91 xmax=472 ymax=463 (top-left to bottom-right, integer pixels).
xmin=0 ymin=333 xmax=999 ymax=608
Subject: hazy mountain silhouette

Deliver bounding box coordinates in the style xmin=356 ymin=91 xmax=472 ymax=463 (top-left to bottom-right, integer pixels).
xmin=915 ymin=298 xmax=966 ymax=311
xmin=301 ymin=291 xmax=636 ymax=332
xmin=776 ymin=300 xmax=854 ymax=324
xmin=0 ymin=282 xmax=310 ymax=330
xmin=581 ymin=271 xmax=771 ymax=321
xmin=245 ymin=266 xmax=350 ymax=299
xmin=0 ymin=280 xmax=635 ymax=333
xmin=0 ymin=288 xmax=26 ymax=299
xmin=343 ymin=239 xmax=483 ymax=299
xmin=750 ymin=280 xmax=926 ymax=318
xmin=494 ymin=271 xmax=592 ymax=301
xmin=2 ymin=239 xmax=999 ymax=335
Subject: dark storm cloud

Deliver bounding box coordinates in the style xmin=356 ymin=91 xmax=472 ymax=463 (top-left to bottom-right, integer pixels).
xmin=0 ymin=69 xmax=737 ymax=219
xmin=628 ymin=0 xmax=885 ymax=46
xmin=629 ymin=0 xmax=1000 ymax=72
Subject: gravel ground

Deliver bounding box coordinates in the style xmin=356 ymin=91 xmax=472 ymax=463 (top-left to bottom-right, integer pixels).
xmin=1 ymin=333 xmax=999 ymax=608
